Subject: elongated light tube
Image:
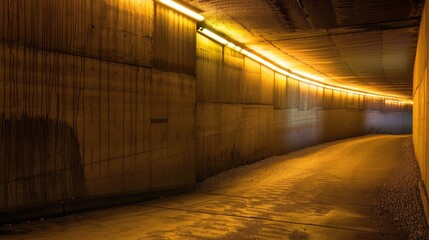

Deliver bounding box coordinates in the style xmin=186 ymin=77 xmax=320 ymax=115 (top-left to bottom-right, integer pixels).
xmin=385 ymin=99 xmax=413 ymax=105
xmin=197 ymin=26 xmax=412 ymax=104
xmin=198 ymin=28 xmax=228 ymax=45
xmin=158 ymin=0 xmax=204 ymax=21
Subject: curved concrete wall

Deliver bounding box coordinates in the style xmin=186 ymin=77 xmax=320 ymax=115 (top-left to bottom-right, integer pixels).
xmin=0 ymin=0 xmax=196 ymax=216
xmin=0 ymin=0 xmax=411 ymax=218
xmin=413 ymin=1 xmax=429 ymax=215
xmin=196 ymin=33 xmax=412 ymax=180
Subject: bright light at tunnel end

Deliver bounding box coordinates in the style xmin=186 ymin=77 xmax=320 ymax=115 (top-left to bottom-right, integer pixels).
xmin=160 ymin=0 xmax=412 ymax=105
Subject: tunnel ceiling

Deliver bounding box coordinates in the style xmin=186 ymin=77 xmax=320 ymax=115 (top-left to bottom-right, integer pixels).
xmin=184 ymin=0 xmax=425 ymax=99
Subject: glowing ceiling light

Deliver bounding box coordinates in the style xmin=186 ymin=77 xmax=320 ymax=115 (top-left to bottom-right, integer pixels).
xmin=241 ymin=49 xmax=277 ymax=70
xmin=226 ymin=42 xmax=236 ymax=49
xmin=326 ymin=85 xmax=363 ymax=96
xmin=196 ymin=26 xmax=412 ymax=104
xmin=385 ymin=100 xmax=403 ymax=104
xmin=198 ymin=27 xmax=228 ymax=45
xmin=280 ymin=69 xmax=323 ymax=87
xmin=158 ymin=0 xmax=204 ymax=21
xmin=385 ymin=99 xmax=413 ymax=105
xmin=293 ymin=70 xmax=324 ymax=82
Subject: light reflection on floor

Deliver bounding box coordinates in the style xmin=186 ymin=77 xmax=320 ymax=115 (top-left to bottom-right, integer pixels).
xmin=1 ymin=135 xmax=410 ymax=239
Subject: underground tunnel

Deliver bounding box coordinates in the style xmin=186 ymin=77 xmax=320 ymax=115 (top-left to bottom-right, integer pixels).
xmin=0 ymin=0 xmax=428 ymax=239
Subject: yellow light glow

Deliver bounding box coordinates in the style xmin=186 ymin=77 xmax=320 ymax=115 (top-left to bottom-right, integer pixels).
xmin=385 ymin=100 xmax=403 ymax=105
xmin=198 ymin=28 xmax=228 ymax=45
xmin=326 ymin=85 xmax=362 ymax=96
xmin=241 ymin=49 xmax=278 ymax=70
xmin=385 ymin=99 xmax=413 ymax=105
xmin=226 ymin=42 xmax=236 ymax=49
xmin=293 ymin=70 xmax=324 ymax=82
xmin=197 ymin=27 xmax=412 ymax=104
xmin=287 ymin=72 xmax=326 ymax=88
xmin=159 ymin=0 xmax=204 ymax=21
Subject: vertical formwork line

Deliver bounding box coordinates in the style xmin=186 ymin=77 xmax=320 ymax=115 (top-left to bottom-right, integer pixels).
xmin=98 ymin=0 xmax=102 ymax=190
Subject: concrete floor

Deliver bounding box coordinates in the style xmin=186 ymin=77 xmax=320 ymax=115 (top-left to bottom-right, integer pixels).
xmin=0 ymin=135 xmax=413 ymax=239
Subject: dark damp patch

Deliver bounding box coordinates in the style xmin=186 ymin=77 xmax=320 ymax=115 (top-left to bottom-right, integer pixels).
xmin=0 ymin=113 xmax=85 ymax=210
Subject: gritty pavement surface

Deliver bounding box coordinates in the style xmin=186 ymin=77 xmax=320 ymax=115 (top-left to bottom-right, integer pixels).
xmin=1 ymin=135 xmax=427 ymax=239
xmin=375 ymin=137 xmax=429 ymax=239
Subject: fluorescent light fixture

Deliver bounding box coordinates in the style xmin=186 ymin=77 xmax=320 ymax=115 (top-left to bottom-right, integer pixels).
xmin=198 ymin=27 xmax=243 ymax=52
xmin=158 ymin=0 xmax=204 ymax=21
xmin=196 ymin=26 xmax=412 ymax=104
xmin=226 ymin=42 xmax=236 ymax=49
xmin=293 ymin=70 xmax=324 ymax=82
xmin=241 ymin=49 xmax=278 ymax=70
xmin=385 ymin=99 xmax=412 ymax=105
xmin=385 ymin=100 xmax=402 ymax=104
xmin=198 ymin=27 xmax=228 ymax=45
xmin=283 ymin=71 xmax=325 ymax=87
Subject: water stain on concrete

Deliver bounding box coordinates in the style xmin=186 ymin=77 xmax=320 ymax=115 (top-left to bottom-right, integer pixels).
xmin=0 ymin=113 xmax=85 ymax=210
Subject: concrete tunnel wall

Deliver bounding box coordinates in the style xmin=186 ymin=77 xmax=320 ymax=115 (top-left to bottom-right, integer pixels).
xmin=196 ymin=33 xmax=412 ymax=180
xmin=413 ymin=1 xmax=429 ymax=212
xmin=0 ymin=0 xmax=411 ymax=216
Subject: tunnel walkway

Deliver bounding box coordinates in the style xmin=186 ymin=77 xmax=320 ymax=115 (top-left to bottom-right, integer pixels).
xmin=1 ymin=135 xmax=425 ymax=239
